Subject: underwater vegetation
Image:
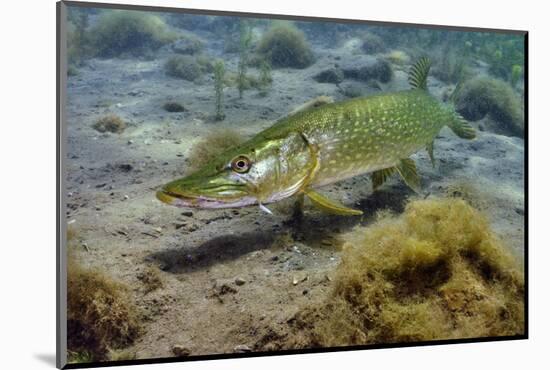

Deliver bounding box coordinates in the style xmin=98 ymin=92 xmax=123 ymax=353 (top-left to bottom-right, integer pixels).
xmin=341 ymin=59 xmax=394 ymax=84
xmin=283 ymin=198 xmax=523 ymax=347
xmin=384 ymin=50 xmax=411 ymax=66
xmin=67 ymin=258 xmax=142 ymax=362
xmin=431 ymin=47 xmax=472 ymax=84
xmin=314 ymin=68 xmax=345 ymax=84
xmin=91 ymin=10 xmax=176 ymax=57
xmin=213 ymin=60 xmax=226 ymax=121
xmin=360 ymin=32 xmax=386 ymax=54
xmin=257 ymin=22 xmax=314 ymax=69
xmin=258 ymin=60 xmax=273 ymax=97
xmin=185 ymin=129 xmax=245 ymax=172
xmin=165 ymin=55 xmax=203 ymax=81
xmin=137 ymin=266 xmax=164 ymax=293
xmin=67 ymin=7 xmax=92 ymax=67
xmin=237 ymin=20 xmax=253 ymax=99
xmin=455 ymin=77 xmax=524 ymax=136
xmin=92 ymin=114 xmax=126 ymax=134
xmin=171 ymin=33 xmax=204 ymax=55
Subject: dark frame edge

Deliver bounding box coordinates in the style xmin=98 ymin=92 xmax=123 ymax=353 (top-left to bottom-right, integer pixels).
xmin=62 ymin=335 xmax=527 ymax=369
xmin=62 ymin=0 xmax=527 ymax=35
xmin=57 ymin=1 xmax=68 ymax=369
xmin=523 ymin=32 xmax=529 ymax=339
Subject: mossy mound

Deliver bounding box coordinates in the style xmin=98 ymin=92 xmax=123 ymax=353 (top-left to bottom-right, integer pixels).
xmin=385 ymin=50 xmax=411 ymax=66
xmin=164 ymin=55 xmax=202 ymax=81
xmin=257 ymin=23 xmax=314 ymax=69
xmin=280 ymin=198 xmax=524 ymax=348
xmin=455 ymin=77 xmax=524 ymax=137
xmin=92 ymin=115 xmax=126 ymax=134
xmin=360 ymin=32 xmax=386 ymax=54
xmin=171 ymin=34 xmax=203 ymax=55
xmin=91 ymin=10 xmax=176 ymax=57
xmin=186 ymin=129 xmax=246 ymax=172
xmin=67 ymin=259 xmax=142 ymax=362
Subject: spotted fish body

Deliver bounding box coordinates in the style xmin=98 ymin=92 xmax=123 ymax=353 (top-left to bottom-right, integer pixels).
xmin=258 ymin=90 xmax=455 ymax=188
xmin=157 ymin=58 xmax=475 ymax=215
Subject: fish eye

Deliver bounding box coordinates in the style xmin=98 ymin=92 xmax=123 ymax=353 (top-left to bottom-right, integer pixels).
xmin=231 ymin=155 xmax=251 ymax=173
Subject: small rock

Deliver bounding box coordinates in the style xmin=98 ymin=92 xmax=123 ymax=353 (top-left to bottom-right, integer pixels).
xmin=302 ymin=289 xmax=309 ymax=295
xmin=127 ymin=140 xmax=134 ymax=145
xmin=172 ymin=345 xmax=191 ymax=357
xmin=313 ymin=68 xmax=344 ymax=84
xmin=123 ymin=194 xmax=129 ymax=200
xmin=235 ymin=277 xmax=246 ymax=286
xmin=233 ymin=345 xmax=252 ymax=353
xmin=181 ymin=211 xmax=193 ymax=217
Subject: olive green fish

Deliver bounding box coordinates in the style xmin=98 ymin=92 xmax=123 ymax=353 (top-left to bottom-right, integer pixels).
xmin=156 ymin=58 xmax=475 ymax=215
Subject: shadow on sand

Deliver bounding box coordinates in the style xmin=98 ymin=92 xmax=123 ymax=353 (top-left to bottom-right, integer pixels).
xmin=149 ymin=185 xmax=413 ymax=274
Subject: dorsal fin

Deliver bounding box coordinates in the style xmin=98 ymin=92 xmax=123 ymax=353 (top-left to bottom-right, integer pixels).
xmin=408 ymin=57 xmax=431 ymax=90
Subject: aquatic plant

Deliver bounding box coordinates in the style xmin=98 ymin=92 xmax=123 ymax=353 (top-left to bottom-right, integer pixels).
xmin=213 ymin=60 xmax=226 ymax=121
xmin=91 ymin=10 xmax=176 ymax=57
xmin=256 ymin=22 xmax=314 ymax=69
xmin=67 ymin=7 xmax=92 ymax=66
xmin=455 ymin=76 xmax=524 ymax=136
xmin=137 ymin=266 xmax=164 ymax=293
xmin=165 ymin=55 xmax=202 ymax=81
xmin=163 ymin=102 xmax=186 ymax=112
xmin=432 ymin=48 xmax=472 ymax=84
xmin=237 ymin=20 xmax=253 ymax=99
xmin=360 ymin=32 xmax=386 ymax=54
xmin=67 ymin=258 xmax=142 ymax=361
xmin=511 ymin=64 xmax=523 ymax=87
xmin=481 ymin=36 xmax=524 ymax=82
xmin=280 ymin=198 xmax=523 ymax=347
xmin=358 ymin=59 xmax=393 ymax=83
xmin=171 ymin=33 xmax=204 ymax=55
xmin=385 ymin=50 xmax=411 ymax=66
xmin=186 ymin=129 xmax=245 ymax=172
xmin=107 ymin=349 xmax=137 ymax=362
xmin=92 ymin=114 xmax=126 ymax=134
xmin=314 ymin=68 xmax=344 ymax=84
xmin=258 ymin=59 xmax=273 ymax=97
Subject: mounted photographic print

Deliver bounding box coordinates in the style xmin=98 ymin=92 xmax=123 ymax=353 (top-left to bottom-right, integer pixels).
xmin=57 ymin=1 xmax=527 ymax=368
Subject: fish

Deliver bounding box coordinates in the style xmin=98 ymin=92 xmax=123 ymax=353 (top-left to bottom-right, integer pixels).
xmin=156 ymin=57 xmax=476 ymax=216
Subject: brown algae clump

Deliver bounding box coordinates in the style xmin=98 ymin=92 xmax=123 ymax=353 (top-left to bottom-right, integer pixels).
xmin=91 ymin=10 xmax=176 ymax=57
xmin=287 ymin=198 xmax=524 ymax=347
xmin=186 ymin=129 xmax=246 ymax=172
xmin=67 ymin=259 xmax=142 ymax=362
xmin=257 ymin=22 xmax=314 ymax=69
xmin=455 ymin=76 xmax=524 ymax=136
xmin=92 ymin=115 xmax=126 ymax=134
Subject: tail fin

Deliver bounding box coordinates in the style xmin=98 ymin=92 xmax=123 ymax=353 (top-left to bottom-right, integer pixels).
xmin=448 ymin=112 xmax=476 ymax=139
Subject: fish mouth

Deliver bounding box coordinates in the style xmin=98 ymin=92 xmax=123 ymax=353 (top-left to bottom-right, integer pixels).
xmin=156 ymin=187 xmax=256 ymax=209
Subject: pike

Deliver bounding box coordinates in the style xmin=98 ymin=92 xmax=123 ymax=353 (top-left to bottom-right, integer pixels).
xmin=156 ymin=58 xmax=475 ymax=216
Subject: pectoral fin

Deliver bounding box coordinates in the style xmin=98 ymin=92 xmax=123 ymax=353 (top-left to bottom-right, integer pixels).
xmin=396 ymin=158 xmax=420 ymax=192
xmin=371 ymin=167 xmax=397 ymax=190
xmin=426 ymin=140 xmax=435 ymax=168
xmin=304 ymin=189 xmax=363 ymax=216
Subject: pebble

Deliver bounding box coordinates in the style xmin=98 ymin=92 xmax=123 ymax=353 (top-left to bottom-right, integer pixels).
xmin=171 ymin=345 xmax=191 ymax=357
xmin=181 ymin=211 xmax=193 ymax=217
xmin=233 ymin=345 xmax=252 ymax=353
xmin=235 ymin=277 xmax=246 ymax=286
